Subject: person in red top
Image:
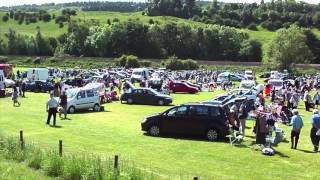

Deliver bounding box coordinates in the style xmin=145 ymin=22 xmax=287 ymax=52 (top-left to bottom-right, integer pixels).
xmin=59 ymin=91 xmax=68 ymax=119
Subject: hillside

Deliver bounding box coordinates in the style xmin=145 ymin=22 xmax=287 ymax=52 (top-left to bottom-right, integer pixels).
xmin=1 ymin=10 xmax=320 ymax=62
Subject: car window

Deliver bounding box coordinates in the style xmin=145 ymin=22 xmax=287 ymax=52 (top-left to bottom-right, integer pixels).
xmin=87 ymin=90 xmax=94 ymax=97
xmin=210 ymin=107 xmax=221 ymax=117
xmin=189 ymin=106 xmax=209 ymax=116
xmin=146 ymin=90 xmax=154 ymax=95
xmin=78 ymin=91 xmax=86 ymax=99
xmin=167 ymin=106 xmax=188 ymax=117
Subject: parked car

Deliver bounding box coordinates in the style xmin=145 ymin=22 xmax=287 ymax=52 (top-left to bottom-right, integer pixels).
xmin=141 ymin=103 xmax=229 ymax=141
xmin=268 ymin=79 xmax=284 ymax=91
xmin=239 ymin=80 xmax=256 ymax=90
xmin=181 ymin=80 xmax=201 ymax=91
xmin=131 ymin=68 xmax=150 ymax=82
xmin=63 ymin=88 xmax=101 ymax=113
xmin=4 ymin=78 xmax=15 ymax=88
xmin=25 ymin=80 xmax=54 ymax=92
xmin=121 ymin=88 xmax=172 ymax=105
xmin=169 ymin=81 xmax=198 ymax=94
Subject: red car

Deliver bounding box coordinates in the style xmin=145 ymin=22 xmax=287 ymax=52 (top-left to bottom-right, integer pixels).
xmin=169 ymin=81 xmax=199 ymax=94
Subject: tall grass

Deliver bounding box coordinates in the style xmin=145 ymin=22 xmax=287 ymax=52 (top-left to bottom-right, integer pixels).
xmin=0 ymin=134 xmax=158 ymax=180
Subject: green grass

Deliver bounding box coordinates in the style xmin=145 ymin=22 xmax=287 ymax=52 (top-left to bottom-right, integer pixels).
xmin=1 ymin=83 xmax=320 ymax=179
xmin=0 ymin=160 xmax=53 ymax=180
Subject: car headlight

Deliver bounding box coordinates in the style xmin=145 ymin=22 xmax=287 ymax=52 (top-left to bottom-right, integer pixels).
xmin=141 ymin=118 xmax=148 ymax=123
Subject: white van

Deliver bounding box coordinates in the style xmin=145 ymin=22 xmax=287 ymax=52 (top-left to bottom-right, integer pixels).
xmin=239 ymin=80 xmax=256 ymax=89
xmin=64 ymin=88 xmax=101 ymax=113
xmin=268 ymin=79 xmax=283 ymax=91
xmin=27 ymin=68 xmax=49 ymax=81
xmin=0 ymin=70 xmax=4 ymax=90
xmin=244 ymin=70 xmax=254 ymax=80
xmin=131 ymin=68 xmax=150 ymax=82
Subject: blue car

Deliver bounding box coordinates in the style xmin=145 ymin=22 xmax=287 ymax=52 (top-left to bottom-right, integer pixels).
xmin=26 ymin=80 xmax=54 ymax=92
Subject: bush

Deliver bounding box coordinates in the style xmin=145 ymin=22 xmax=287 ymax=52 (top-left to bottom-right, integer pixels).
xmin=117 ymin=55 xmax=128 ymax=67
xmin=125 ymin=55 xmax=140 ymax=68
xmin=3 ymin=137 xmax=27 ymax=162
xmin=248 ymin=23 xmax=258 ymax=31
xmin=84 ymin=156 xmax=106 ymax=180
xmin=140 ymin=60 xmax=151 ymax=67
xmin=163 ymin=56 xmax=198 ymax=70
xmin=183 ymin=59 xmax=199 ymax=70
xmin=44 ymin=151 xmax=64 ymax=177
xmin=64 ymin=155 xmax=86 ymax=180
xmin=27 ymin=148 xmax=43 ymax=170
xmin=2 ymin=15 xmax=9 ymax=22
xmin=33 ymin=57 xmax=41 ymax=65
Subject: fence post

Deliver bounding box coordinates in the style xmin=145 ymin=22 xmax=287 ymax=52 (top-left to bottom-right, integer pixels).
xmin=59 ymin=140 xmax=63 ymax=157
xmin=193 ymin=177 xmax=199 ymax=180
xmin=19 ymin=130 xmax=24 ymax=150
xmin=114 ymin=155 xmax=119 ymax=169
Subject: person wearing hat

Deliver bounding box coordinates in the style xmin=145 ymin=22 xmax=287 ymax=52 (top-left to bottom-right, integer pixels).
xmin=46 ymin=93 xmax=59 ymax=126
xmin=310 ymin=109 xmax=320 ymax=152
xmin=290 ymin=109 xmax=303 ymax=149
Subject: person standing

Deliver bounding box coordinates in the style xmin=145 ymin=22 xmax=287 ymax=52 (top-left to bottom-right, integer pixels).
xmin=313 ymin=91 xmax=320 ymax=109
xmin=290 ymin=109 xmax=303 ymax=149
xmin=46 ymin=93 xmax=59 ymax=127
xmin=239 ymin=99 xmax=248 ymax=135
xmin=304 ymin=91 xmax=311 ymax=111
xmin=310 ymin=109 xmax=320 ymax=152
xmin=12 ymin=86 xmax=20 ymax=107
xmin=21 ymin=80 xmax=26 ymax=97
xmin=59 ymin=91 xmax=68 ymax=119
xmin=255 ymin=107 xmax=267 ymax=145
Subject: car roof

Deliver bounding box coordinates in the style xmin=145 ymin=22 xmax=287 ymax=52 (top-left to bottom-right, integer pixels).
xmin=181 ymin=103 xmax=222 ymax=107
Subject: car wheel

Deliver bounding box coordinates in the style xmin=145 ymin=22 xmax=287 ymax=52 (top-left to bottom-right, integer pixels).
xmin=206 ymin=129 xmax=218 ymax=141
xmin=68 ymin=106 xmax=75 ymax=114
xmin=94 ymin=104 xmax=100 ymax=112
xmin=127 ymin=98 xmax=133 ymax=104
xmin=148 ymin=125 xmax=160 ymax=136
xmin=158 ymin=99 xmax=164 ymax=106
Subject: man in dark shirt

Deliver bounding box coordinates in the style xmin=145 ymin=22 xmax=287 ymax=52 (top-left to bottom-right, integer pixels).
xmin=59 ymin=91 xmax=68 ymax=119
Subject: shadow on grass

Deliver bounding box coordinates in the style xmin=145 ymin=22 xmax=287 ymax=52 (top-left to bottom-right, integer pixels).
xmin=275 ymin=151 xmax=289 ymax=158
xmin=60 ymin=117 xmax=72 ymax=121
xmin=50 ymin=125 xmax=62 ymax=128
xmin=143 ymin=132 xmax=230 ymax=144
xmin=71 ymin=109 xmax=111 ymax=114
xmin=296 ymin=149 xmax=316 ymax=154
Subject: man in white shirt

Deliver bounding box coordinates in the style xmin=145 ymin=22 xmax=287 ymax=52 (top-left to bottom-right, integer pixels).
xmin=46 ymin=93 xmax=59 ymax=126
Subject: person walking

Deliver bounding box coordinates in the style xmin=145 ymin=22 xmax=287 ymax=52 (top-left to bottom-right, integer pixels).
xmin=12 ymin=86 xmax=20 ymax=107
xmin=290 ymin=109 xmax=303 ymax=149
xmin=313 ymin=91 xmax=320 ymax=109
xmin=310 ymin=109 xmax=320 ymax=152
xmin=304 ymin=91 xmax=311 ymax=111
xmin=59 ymin=91 xmax=68 ymax=119
xmin=46 ymin=93 xmax=59 ymax=127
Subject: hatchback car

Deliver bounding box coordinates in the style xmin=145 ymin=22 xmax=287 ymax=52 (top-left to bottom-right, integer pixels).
xmin=64 ymin=88 xmax=101 ymax=113
xmin=169 ymin=81 xmax=199 ymax=94
xmin=141 ymin=103 xmax=229 ymax=141
xmin=121 ymin=88 xmax=172 ymax=105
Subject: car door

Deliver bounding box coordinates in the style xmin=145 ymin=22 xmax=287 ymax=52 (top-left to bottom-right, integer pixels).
xmin=86 ymin=89 xmax=96 ymax=108
xmin=209 ymin=107 xmax=227 ymax=130
xmin=144 ymin=89 xmax=156 ymax=104
xmin=133 ymin=89 xmax=144 ymax=104
xmin=160 ymin=106 xmax=189 ymax=134
xmin=188 ymin=105 xmax=210 ymax=135
xmin=76 ymin=90 xmax=87 ymax=109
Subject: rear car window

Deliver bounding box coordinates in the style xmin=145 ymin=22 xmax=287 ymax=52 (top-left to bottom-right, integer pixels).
xmin=210 ymin=107 xmax=221 ymax=117
xmin=189 ymin=106 xmax=209 ymax=116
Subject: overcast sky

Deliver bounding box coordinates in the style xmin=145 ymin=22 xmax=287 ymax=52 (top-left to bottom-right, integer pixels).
xmin=0 ymin=0 xmax=318 ymax=7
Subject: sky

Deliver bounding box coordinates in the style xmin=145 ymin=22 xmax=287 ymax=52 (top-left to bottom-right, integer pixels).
xmin=0 ymin=0 xmax=318 ymax=7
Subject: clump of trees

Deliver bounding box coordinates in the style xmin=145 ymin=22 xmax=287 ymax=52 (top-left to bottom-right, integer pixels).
xmin=267 ymin=25 xmax=313 ymax=70
xmin=62 ymin=20 xmax=262 ymax=61
xmin=146 ymin=0 xmax=320 ymax=30
xmin=2 ymin=10 xmax=53 ymax=24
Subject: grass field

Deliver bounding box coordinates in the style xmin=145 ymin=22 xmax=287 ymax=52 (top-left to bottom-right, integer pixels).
xmin=1 ymin=81 xmax=320 ymax=179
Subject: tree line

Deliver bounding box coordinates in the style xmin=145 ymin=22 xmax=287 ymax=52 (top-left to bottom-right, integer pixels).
xmin=2 ymin=9 xmax=77 ymax=27
xmin=0 ymin=2 xmax=146 ymax=13
xmin=146 ymin=0 xmax=320 ymax=31
xmin=0 ymin=19 xmax=262 ymax=62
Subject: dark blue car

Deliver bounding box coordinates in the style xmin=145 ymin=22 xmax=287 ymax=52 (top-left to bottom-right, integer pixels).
xmin=26 ymin=80 xmax=54 ymax=92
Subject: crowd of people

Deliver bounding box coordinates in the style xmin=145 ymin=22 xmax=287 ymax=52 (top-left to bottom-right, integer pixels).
xmin=5 ymin=68 xmax=320 ymax=152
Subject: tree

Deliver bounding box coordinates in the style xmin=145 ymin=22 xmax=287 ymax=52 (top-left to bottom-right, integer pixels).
xmin=267 ymin=25 xmax=313 ymax=70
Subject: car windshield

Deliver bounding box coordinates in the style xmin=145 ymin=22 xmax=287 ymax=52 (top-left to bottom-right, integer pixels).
xmin=241 ymin=83 xmax=254 ymax=89
xmin=270 ymin=81 xmax=283 ymax=87
xmin=133 ymin=71 xmax=142 ymax=75
xmin=66 ymin=89 xmax=78 ymax=98
xmin=148 ymin=89 xmax=159 ymax=95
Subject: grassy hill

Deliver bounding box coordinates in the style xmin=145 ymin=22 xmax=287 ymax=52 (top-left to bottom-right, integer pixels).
xmin=0 ymin=10 xmax=320 ymax=60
